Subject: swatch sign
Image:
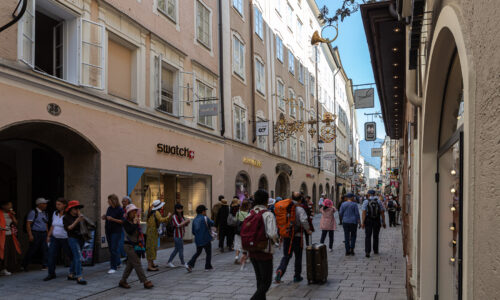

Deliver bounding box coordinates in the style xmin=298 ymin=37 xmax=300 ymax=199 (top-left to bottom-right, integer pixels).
xmin=157 ymin=144 xmax=195 ymax=159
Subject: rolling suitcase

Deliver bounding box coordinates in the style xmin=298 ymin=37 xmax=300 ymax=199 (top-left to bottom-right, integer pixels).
xmin=306 ymin=237 xmax=328 ymax=284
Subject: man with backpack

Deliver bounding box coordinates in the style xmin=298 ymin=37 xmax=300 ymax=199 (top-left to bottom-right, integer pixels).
xmin=22 ymin=198 xmax=50 ymax=271
xmin=387 ymin=196 xmax=397 ymax=227
xmin=274 ymin=192 xmax=312 ymax=283
xmin=240 ymin=190 xmax=278 ymax=300
xmin=361 ymin=190 xmax=386 ymax=258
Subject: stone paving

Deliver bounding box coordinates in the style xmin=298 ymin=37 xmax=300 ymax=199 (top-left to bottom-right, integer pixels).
xmin=0 ymin=212 xmax=407 ymax=300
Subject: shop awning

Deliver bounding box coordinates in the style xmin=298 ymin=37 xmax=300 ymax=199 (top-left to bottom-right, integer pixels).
xmin=361 ymin=1 xmax=405 ymax=139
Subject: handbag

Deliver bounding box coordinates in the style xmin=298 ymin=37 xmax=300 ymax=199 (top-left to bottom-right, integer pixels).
xmin=204 ymin=216 xmax=217 ymax=241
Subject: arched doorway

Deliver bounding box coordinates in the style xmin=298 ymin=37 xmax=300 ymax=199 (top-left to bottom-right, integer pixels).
xmin=275 ymin=173 xmax=290 ymax=199
xmin=0 ymin=121 xmax=100 ymax=256
xmin=235 ymin=171 xmax=251 ymax=201
xmin=319 ymin=184 xmax=323 ymax=199
xmin=258 ymin=175 xmax=269 ymax=192
xmin=325 ymin=183 xmax=330 ymax=199
xmin=299 ymin=182 xmax=308 ymax=196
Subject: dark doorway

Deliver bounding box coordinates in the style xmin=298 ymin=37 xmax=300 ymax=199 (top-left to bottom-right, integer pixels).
xmin=32 ymin=148 xmax=64 ymax=213
xmin=275 ymin=173 xmax=289 ymax=199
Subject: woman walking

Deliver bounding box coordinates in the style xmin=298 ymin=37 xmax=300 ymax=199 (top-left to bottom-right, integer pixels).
xmin=0 ymin=201 xmax=21 ymax=275
xmin=63 ymin=200 xmax=87 ymax=285
xmin=120 ymin=196 xmax=132 ymax=259
xmin=166 ymin=204 xmax=190 ymax=268
xmin=44 ymin=198 xmax=72 ymax=281
xmin=119 ymin=204 xmax=153 ymax=289
xmin=102 ymin=194 xmax=124 ymax=274
xmin=320 ymin=199 xmax=337 ymax=252
xmin=146 ymin=200 xmax=171 ymax=271
xmin=233 ymin=200 xmax=250 ymax=270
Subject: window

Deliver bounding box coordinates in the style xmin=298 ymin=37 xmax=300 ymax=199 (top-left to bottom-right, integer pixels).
xmin=196 ymin=0 xmax=211 ymax=49
xmin=277 ymin=80 xmax=285 ymax=111
xmin=310 ymin=74 xmax=315 ymax=96
xmin=276 ymin=36 xmax=283 ymax=62
xmin=275 ymin=0 xmax=282 ymax=16
xmin=158 ymin=0 xmax=176 ymax=22
xmin=298 ymin=98 xmax=304 ymax=121
xmin=298 ymin=63 xmax=304 ymax=84
xmin=234 ymin=105 xmax=247 ymax=142
xmin=255 ymin=58 xmax=265 ymax=95
xmin=155 ymin=56 xmax=180 ymax=115
xmin=198 ymin=80 xmax=216 ymax=128
xmin=257 ymin=118 xmax=267 ymax=151
xmin=19 ymin=0 xmax=95 ymax=86
xmin=233 ymin=0 xmax=243 ymax=15
xmin=107 ymin=37 xmax=134 ymax=100
xmin=287 ymin=3 xmax=293 ymax=31
xmin=289 ymin=89 xmax=296 ymax=118
xmin=299 ymin=139 xmax=306 ymax=163
xmin=254 ymin=7 xmax=263 ymax=38
xmin=296 ymin=18 xmax=303 ymax=42
xmin=288 ymin=51 xmax=295 ymax=75
xmin=290 ymin=136 xmax=297 ymax=161
xmin=232 ymin=35 xmax=245 ymax=79
xmin=279 ymin=139 xmax=287 ymax=157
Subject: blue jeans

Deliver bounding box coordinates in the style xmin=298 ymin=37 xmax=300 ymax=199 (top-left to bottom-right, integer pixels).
xmin=22 ymin=231 xmax=48 ymax=268
xmin=343 ymin=223 xmax=358 ymax=252
xmin=108 ymin=232 xmax=122 ymax=270
xmin=119 ymin=231 xmax=127 ymax=258
xmin=47 ymin=236 xmax=72 ymax=276
xmin=187 ymin=243 xmax=212 ymax=269
xmin=68 ymin=237 xmax=83 ymax=277
xmin=168 ymin=237 xmax=185 ymax=264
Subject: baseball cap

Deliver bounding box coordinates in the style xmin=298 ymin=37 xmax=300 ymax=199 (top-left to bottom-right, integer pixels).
xmin=36 ymin=198 xmax=49 ymax=205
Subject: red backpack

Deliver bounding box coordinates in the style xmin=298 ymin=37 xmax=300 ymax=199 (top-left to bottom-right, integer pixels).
xmin=241 ymin=209 xmax=268 ymax=252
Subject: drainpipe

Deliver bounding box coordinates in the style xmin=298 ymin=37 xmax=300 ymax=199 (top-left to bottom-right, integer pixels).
xmin=249 ymin=0 xmax=257 ymax=143
xmin=218 ymin=0 xmax=225 ymax=136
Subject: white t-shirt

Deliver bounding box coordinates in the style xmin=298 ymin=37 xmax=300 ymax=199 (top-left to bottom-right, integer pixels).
xmin=51 ymin=211 xmax=68 ymax=239
xmin=2 ymin=212 xmax=12 ymax=236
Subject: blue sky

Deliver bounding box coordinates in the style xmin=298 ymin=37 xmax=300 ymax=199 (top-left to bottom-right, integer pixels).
xmin=315 ymin=0 xmax=386 ymax=141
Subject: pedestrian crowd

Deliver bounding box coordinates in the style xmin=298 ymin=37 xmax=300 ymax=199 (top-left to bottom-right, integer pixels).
xmin=0 ymin=188 xmax=400 ymax=299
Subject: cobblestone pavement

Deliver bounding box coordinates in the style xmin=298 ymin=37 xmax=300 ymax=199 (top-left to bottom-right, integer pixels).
xmin=0 ymin=212 xmax=407 ymax=300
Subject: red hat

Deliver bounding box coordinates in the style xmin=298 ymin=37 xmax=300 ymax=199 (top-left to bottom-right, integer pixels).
xmin=65 ymin=200 xmax=84 ymax=212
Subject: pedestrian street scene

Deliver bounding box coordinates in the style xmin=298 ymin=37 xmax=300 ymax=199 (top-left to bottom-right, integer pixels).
xmin=0 ymin=0 xmax=499 ymax=299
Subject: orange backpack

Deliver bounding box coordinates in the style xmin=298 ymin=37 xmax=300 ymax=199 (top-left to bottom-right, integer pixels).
xmin=274 ymin=199 xmax=296 ymax=238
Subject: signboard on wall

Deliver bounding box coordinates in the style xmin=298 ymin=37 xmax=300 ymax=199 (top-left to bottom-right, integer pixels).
xmin=199 ymin=103 xmax=218 ymax=116
xmin=365 ymin=122 xmax=376 ymax=141
xmin=354 ymin=88 xmax=374 ymax=109
xmin=371 ymin=148 xmax=383 ymax=157
xmin=256 ymin=121 xmax=269 ymax=136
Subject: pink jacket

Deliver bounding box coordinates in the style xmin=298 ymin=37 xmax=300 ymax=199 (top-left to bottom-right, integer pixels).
xmin=320 ymin=207 xmax=337 ymax=231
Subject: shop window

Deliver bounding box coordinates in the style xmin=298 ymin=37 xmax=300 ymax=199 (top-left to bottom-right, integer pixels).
xmin=254 ymin=7 xmax=263 ymax=38
xmin=290 ymin=135 xmax=297 ymax=161
xmin=158 ymin=0 xmax=176 ymax=22
xmin=107 ymin=36 xmax=135 ymax=100
xmin=277 ymin=79 xmax=285 ymax=111
xmin=197 ymin=80 xmax=216 ymax=128
xmin=255 ymin=57 xmax=265 ymax=95
xmin=19 ymin=0 xmax=86 ymax=85
xmin=196 ymin=0 xmax=211 ymax=49
xmin=234 ymin=105 xmax=247 ymax=142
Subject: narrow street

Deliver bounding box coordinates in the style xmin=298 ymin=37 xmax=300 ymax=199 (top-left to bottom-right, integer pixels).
xmin=0 ymin=213 xmax=406 ymax=300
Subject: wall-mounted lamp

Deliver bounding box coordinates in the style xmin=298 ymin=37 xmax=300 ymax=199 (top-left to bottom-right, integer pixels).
xmin=450 ymin=187 xmax=456 ymax=194
xmin=450 ymin=169 xmax=457 ymax=176
xmin=450 ymin=205 xmax=456 ymax=212
xmin=450 ymin=257 xmax=456 ymax=263
xmin=449 ymin=223 xmax=456 ymax=231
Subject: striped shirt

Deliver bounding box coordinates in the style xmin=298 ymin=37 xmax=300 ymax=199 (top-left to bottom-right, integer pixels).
xmin=172 ymin=215 xmax=185 ymax=238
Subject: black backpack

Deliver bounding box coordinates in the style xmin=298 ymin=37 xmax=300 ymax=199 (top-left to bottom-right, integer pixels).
xmin=367 ymin=199 xmax=380 ymax=220
xmin=387 ymin=200 xmax=396 ymax=211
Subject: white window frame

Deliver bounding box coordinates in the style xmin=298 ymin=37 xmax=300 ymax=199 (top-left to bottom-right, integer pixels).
xmin=234 ymin=104 xmax=247 ymax=142
xmin=81 ymin=19 xmax=105 ymax=89
xmin=276 ymin=35 xmax=283 ymax=62
xmin=296 ymin=17 xmax=303 ymax=43
xmin=288 ymin=51 xmax=295 ymax=75
xmin=279 ymin=139 xmax=287 ymax=157
xmin=298 ymin=97 xmax=304 ymax=121
xmin=154 ymin=54 xmax=181 ymax=116
xmin=277 ymin=79 xmax=285 ymax=111
xmin=232 ymin=0 xmax=244 ymax=16
xmin=287 ymin=3 xmax=293 ymax=31
xmin=18 ymin=0 xmax=35 ymax=67
xmin=275 ymin=0 xmax=282 ymax=17
xmin=254 ymin=7 xmax=263 ymax=39
xmin=310 ymin=74 xmax=315 ymax=96
xmin=289 ymin=89 xmax=296 ymax=118
xmin=255 ymin=57 xmax=265 ymax=95
xmin=197 ymin=79 xmax=216 ymax=128
xmin=298 ymin=63 xmax=304 ymax=84
xmin=299 ymin=138 xmax=306 ymax=163
xmin=196 ymin=0 xmax=212 ymax=50
xmin=290 ymin=135 xmax=297 ymax=161
xmin=232 ymin=34 xmax=245 ymax=80
xmin=158 ymin=0 xmax=177 ymax=23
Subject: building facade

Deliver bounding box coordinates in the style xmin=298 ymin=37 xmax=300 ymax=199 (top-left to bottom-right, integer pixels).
xmin=362 ymin=0 xmax=500 ymax=299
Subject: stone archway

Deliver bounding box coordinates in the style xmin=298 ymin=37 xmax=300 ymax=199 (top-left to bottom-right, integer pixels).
xmin=258 ymin=175 xmax=269 ymax=192
xmin=235 ymin=171 xmax=251 ymax=200
xmin=300 ymin=182 xmax=308 ymax=196
xmin=275 ymin=173 xmax=290 ymax=199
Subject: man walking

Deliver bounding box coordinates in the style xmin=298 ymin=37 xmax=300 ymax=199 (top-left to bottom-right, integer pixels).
xmin=215 ymin=196 xmax=232 ymax=252
xmin=22 ymin=198 xmax=50 ymax=271
xmin=339 ymin=193 xmax=360 ymax=255
xmin=387 ymin=196 xmax=397 ymax=227
xmin=244 ymin=189 xmax=278 ymax=300
xmin=361 ymin=190 xmax=386 ymax=258
xmin=186 ymin=205 xmax=214 ymax=272
xmin=275 ymin=192 xmax=312 ymax=283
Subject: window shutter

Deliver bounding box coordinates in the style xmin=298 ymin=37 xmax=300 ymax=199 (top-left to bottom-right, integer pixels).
xmin=20 ymin=0 xmax=35 ymax=67
xmin=80 ymin=18 xmax=104 ymax=89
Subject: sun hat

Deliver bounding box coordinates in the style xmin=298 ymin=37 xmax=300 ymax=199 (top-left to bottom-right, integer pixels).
xmin=323 ymin=199 xmax=333 ymax=208
xmin=35 ymin=197 xmax=49 ymax=205
xmin=65 ymin=200 xmax=84 ymax=212
xmin=268 ymin=198 xmax=276 ymax=206
xmin=151 ymin=200 xmax=165 ymax=211
xmin=122 ymin=196 xmax=132 ymax=204
xmin=125 ymin=204 xmax=139 ymax=214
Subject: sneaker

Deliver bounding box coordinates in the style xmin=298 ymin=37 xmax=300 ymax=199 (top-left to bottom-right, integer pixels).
xmin=41 ymin=266 xmax=48 ymax=271
xmin=184 ymin=263 xmax=189 ymax=269
xmin=107 ymin=269 xmax=116 ymax=274
xmin=77 ymin=278 xmax=87 ymax=285
xmin=240 ymin=264 xmax=246 ymax=271
xmin=185 ymin=264 xmax=192 ymax=273
xmin=275 ymin=270 xmax=283 ymax=283
xmin=328 ymin=248 xmax=333 ymax=252
xmin=0 ymin=269 xmax=12 ymax=276
xmin=234 ymin=256 xmax=240 ymax=264
xmin=43 ymin=274 xmax=56 ymax=281
xmin=167 ymin=262 xmax=176 ymax=268
xmin=293 ymin=276 xmax=304 ymax=283
xmin=205 ymin=267 xmax=215 ymax=272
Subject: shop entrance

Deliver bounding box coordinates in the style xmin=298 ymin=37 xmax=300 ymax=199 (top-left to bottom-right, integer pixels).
xmin=275 ymin=173 xmax=289 ymax=199
xmin=300 ymin=182 xmax=308 ymax=197
xmin=258 ymin=175 xmax=268 ymax=192
xmin=0 ymin=121 xmax=100 ymax=256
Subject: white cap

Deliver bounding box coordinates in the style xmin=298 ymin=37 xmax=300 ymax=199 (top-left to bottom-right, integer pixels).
xmin=36 ymin=198 xmax=49 ymax=205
